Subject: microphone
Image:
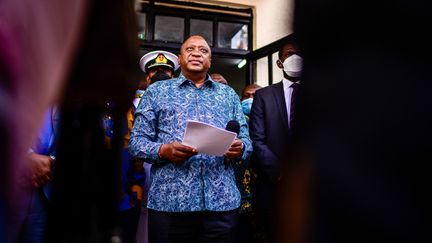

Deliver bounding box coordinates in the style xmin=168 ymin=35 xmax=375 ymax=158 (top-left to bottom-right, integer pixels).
xmin=225 ymin=120 xmax=240 ymax=135
xmin=225 ymin=120 xmax=240 ymax=169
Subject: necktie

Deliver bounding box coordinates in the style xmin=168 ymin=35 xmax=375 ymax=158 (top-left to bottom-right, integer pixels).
xmin=290 ymin=82 xmax=299 ymax=128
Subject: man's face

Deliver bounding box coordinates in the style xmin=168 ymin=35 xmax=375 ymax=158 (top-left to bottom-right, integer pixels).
xmin=241 ymin=86 xmax=258 ymax=101
xmin=277 ymin=43 xmax=301 ymax=79
xmin=178 ymin=36 xmax=211 ymax=74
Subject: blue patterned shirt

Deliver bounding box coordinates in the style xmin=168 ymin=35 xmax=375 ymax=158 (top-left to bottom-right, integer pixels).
xmin=129 ymin=73 xmax=252 ymax=212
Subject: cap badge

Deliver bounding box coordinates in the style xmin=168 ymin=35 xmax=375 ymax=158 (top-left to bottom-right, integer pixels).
xmin=155 ymin=54 xmax=168 ymax=64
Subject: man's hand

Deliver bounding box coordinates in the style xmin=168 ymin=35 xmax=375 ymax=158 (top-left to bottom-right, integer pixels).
xmin=28 ymin=153 xmax=54 ymax=188
xmin=159 ymin=142 xmax=197 ymax=165
xmin=224 ymin=138 xmax=244 ymax=159
xmin=131 ymin=185 xmax=143 ymax=202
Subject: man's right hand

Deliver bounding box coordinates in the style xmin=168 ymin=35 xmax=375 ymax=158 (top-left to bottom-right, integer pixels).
xmin=28 ymin=153 xmax=54 ymax=188
xmin=159 ymin=142 xmax=197 ymax=165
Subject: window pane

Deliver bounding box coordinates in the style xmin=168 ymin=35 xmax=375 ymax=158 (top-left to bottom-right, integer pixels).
xmin=272 ymin=51 xmax=283 ymax=84
xmin=154 ymin=15 xmax=184 ymax=43
xmin=190 ymin=19 xmax=213 ymax=46
xmin=217 ymin=22 xmax=248 ymax=50
xmin=257 ymin=57 xmax=269 ymax=87
xmin=137 ymin=12 xmax=147 ymax=40
xmin=211 ymin=57 xmax=246 ymax=95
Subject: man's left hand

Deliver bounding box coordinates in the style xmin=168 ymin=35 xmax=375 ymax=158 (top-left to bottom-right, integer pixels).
xmin=224 ymin=138 xmax=244 ymax=159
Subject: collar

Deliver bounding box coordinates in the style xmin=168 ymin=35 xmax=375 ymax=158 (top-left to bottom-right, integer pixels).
xmin=178 ymin=73 xmax=214 ymax=88
xmin=282 ymin=77 xmax=300 ymax=89
xmin=135 ymin=90 xmax=145 ymax=98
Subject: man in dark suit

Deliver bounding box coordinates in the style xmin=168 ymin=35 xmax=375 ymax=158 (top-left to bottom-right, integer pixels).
xmin=249 ymin=36 xmax=302 ymax=242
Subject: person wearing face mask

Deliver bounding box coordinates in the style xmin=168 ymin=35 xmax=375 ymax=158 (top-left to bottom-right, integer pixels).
xmin=241 ymin=84 xmax=262 ymax=123
xmin=139 ymin=50 xmax=179 ymax=86
xmin=249 ymin=36 xmax=303 ymax=243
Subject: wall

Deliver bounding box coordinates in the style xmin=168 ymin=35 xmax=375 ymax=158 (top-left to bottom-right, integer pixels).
xmin=183 ymin=0 xmax=294 ymax=49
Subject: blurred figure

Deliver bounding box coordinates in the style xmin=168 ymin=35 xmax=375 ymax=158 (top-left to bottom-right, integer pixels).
xmin=277 ymin=1 xmax=432 ymax=243
xmin=1 ymin=0 xmax=139 ymax=242
xmin=10 ymin=106 xmax=59 ymax=243
xmin=249 ymin=36 xmax=303 ymax=243
xmin=210 ymin=73 xmax=228 ymax=85
xmin=0 ymin=1 xmax=87 ymax=241
xmin=44 ymin=0 xmax=140 ymax=242
xmin=129 ymin=35 xmax=252 ymax=242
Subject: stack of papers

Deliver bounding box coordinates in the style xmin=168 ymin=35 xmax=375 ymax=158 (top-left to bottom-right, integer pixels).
xmin=182 ymin=120 xmax=236 ymax=156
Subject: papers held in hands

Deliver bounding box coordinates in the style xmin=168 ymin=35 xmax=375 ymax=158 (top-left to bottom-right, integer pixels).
xmin=182 ymin=120 xmax=237 ymax=156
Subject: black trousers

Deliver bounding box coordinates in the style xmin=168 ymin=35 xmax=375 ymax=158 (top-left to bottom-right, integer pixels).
xmin=255 ymin=208 xmax=276 ymax=243
xmin=148 ymin=209 xmax=239 ymax=243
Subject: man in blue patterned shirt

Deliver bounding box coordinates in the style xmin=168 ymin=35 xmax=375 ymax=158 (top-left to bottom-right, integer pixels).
xmin=129 ymin=35 xmax=252 ymax=242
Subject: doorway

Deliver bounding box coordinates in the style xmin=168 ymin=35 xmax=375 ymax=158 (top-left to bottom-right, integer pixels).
xmin=137 ymin=0 xmax=252 ymax=95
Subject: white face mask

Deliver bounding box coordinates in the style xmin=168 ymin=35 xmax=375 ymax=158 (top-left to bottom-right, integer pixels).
xmin=283 ymin=54 xmax=303 ymax=78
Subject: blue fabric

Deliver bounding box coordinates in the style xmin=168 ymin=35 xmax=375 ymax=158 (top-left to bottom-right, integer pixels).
xmin=18 ymin=190 xmax=47 ymax=243
xmin=129 ymin=73 xmax=252 ymax=212
xmin=31 ymin=107 xmax=58 ymax=200
xmin=15 ymin=107 xmax=58 ymax=243
xmin=32 ymin=107 xmax=56 ymax=156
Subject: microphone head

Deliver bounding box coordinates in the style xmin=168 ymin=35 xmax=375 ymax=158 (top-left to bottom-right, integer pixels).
xmin=225 ymin=120 xmax=240 ymax=135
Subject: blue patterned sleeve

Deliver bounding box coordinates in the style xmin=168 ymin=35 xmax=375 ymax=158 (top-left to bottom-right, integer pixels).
xmin=128 ymin=87 xmax=164 ymax=164
xmin=231 ymin=90 xmax=253 ymax=161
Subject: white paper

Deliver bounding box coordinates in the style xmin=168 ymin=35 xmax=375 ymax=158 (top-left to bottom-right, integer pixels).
xmin=182 ymin=120 xmax=236 ymax=156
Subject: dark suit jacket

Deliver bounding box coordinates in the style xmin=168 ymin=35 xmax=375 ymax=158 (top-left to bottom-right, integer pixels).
xmin=249 ymin=81 xmax=290 ymax=210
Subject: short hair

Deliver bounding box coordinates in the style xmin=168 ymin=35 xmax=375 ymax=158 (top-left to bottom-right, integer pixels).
xmin=241 ymin=83 xmax=262 ymax=100
xmin=243 ymin=83 xmax=262 ymax=91
xmin=210 ymin=73 xmax=228 ymax=85
xmin=181 ymin=35 xmax=212 ymax=57
xmin=278 ymin=35 xmax=299 ymax=60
